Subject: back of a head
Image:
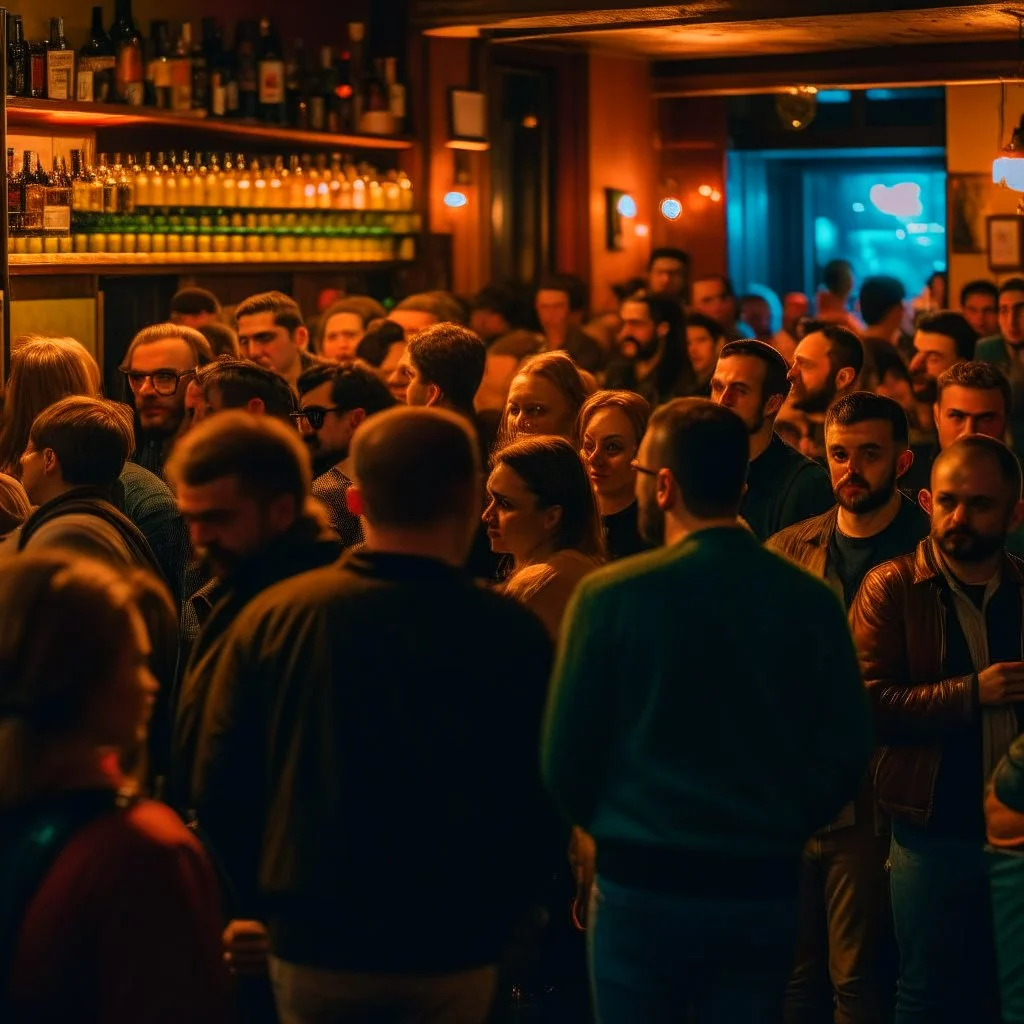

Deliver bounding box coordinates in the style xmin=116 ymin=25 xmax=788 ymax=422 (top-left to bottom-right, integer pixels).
xmin=170 ymin=286 xmax=221 ymax=320
xmin=826 ymin=391 xmax=909 ymax=447
xmin=936 ymin=433 xmax=1022 ymax=500
xmin=234 ymin=290 xmax=305 ymax=333
xmin=394 ymin=291 xmax=466 ymax=326
xmin=198 ymin=321 xmax=240 ymax=359
xmin=166 ymin=409 xmax=311 ymax=508
xmin=686 ymin=311 xmax=726 ymax=342
xmin=821 ymin=324 xmax=865 ymax=376
xmin=356 ymin=319 xmax=406 ymax=368
xmin=297 ymin=360 xmax=395 ymax=416
xmin=919 ymin=310 xmax=978 ymax=361
xmin=650 ymin=398 xmax=749 ymax=518
xmin=823 ymin=259 xmax=854 ymax=297
xmin=961 ymin=279 xmax=998 ymax=307
xmin=30 ymin=395 xmax=135 ymax=487
xmin=124 ymin=322 xmax=215 ymax=369
xmin=719 ymin=339 xmax=791 ymax=401
xmin=860 ymin=276 xmax=906 ymax=326
xmin=409 ymin=323 xmax=486 ymax=412
xmin=197 ymin=358 xmax=296 ymax=420
xmin=493 ymin=434 xmax=603 ymax=558
xmin=937 ymin=360 xmax=1012 ymax=416
xmin=471 ymin=284 xmax=532 ymax=329
xmin=352 ymin=406 xmax=479 ymax=529
xmin=0 ymin=473 xmax=30 ymax=536
xmin=537 ymin=273 xmax=588 ymax=313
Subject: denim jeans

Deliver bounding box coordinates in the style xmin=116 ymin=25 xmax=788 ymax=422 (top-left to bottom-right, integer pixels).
xmin=888 ymin=821 xmax=999 ymax=1024
xmin=989 ymin=849 xmax=1024 ymax=1024
xmin=588 ymin=874 xmax=799 ymax=1024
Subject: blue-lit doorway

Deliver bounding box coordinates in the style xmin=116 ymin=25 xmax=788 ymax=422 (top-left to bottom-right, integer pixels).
xmin=727 ymin=147 xmax=947 ymax=307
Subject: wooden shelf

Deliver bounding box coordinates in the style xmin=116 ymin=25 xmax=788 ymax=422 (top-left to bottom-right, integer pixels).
xmin=9 ymin=254 xmax=410 ymax=277
xmin=6 ymin=98 xmax=415 ymax=152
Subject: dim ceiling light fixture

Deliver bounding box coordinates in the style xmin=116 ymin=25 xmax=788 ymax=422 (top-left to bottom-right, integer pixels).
xmin=443 ymin=191 xmax=468 ymax=209
xmin=616 ymin=193 xmax=638 ymax=218
xmin=660 ymin=197 xmax=683 ymax=221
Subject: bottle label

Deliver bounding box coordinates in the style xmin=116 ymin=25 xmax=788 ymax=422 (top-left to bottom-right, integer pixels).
xmin=43 ymin=205 xmax=71 ymax=232
xmin=116 ymin=42 xmax=144 ymax=104
xmin=212 ymin=83 xmax=226 ymax=117
xmin=77 ymin=56 xmax=116 ymax=102
xmin=310 ymin=96 xmax=326 ymax=131
xmin=46 ymin=50 xmax=76 ymax=101
xmin=170 ymin=59 xmax=192 ymax=111
xmin=258 ymin=60 xmax=285 ymax=104
xmin=29 ymin=53 xmax=46 ymax=95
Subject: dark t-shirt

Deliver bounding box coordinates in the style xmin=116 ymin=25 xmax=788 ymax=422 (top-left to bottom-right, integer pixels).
xmin=603 ymin=501 xmax=654 ymax=562
xmin=828 ymin=494 xmax=929 ymax=607
xmin=742 ymin=432 xmax=834 ymax=541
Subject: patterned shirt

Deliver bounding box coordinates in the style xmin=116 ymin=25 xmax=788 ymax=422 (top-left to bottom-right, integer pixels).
xmin=312 ymin=467 xmax=363 ymax=549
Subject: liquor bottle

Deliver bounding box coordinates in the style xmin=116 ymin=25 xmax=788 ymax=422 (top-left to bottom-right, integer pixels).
xmin=170 ymin=26 xmax=193 ymax=112
xmin=236 ymin=20 xmax=258 ymax=120
xmin=46 ymin=17 xmax=75 ymax=101
xmin=70 ymin=150 xmax=91 ymax=210
xmin=385 ymin=57 xmax=406 ymax=130
xmin=111 ymin=0 xmax=144 ymax=105
xmin=22 ymin=153 xmax=45 ymax=231
xmin=27 ymin=41 xmax=47 ymax=99
xmin=189 ymin=22 xmax=209 ymax=112
xmin=149 ymin=152 xmax=166 ymax=207
xmin=7 ymin=15 xmax=27 ymax=97
xmin=311 ymin=47 xmax=334 ymax=133
xmin=257 ymin=18 xmax=286 ymax=124
xmin=146 ymin=21 xmax=172 ymax=109
xmin=8 ymin=149 xmax=23 ymax=237
xmin=287 ymin=40 xmax=309 ymax=130
xmin=78 ymin=6 xmax=117 ymax=103
xmin=44 ymin=156 xmax=72 ymax=236
xmin=334 ymin=50 xmax=355 ymax=133
xmin=134 ymin=151 xmax=151 ymax=205
xmin=347 ymin=23 xmax=365 ymax=122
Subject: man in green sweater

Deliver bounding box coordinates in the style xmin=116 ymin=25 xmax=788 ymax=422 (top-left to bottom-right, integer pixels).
xmin=542 ymin=397 xmax=874 ymax=1023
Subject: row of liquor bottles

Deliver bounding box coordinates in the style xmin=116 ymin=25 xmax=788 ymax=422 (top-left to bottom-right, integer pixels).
xmin=7 ymin=1 xmax=406 ymax=135
xmin=8 ymin=150 xmax=417 ymax=237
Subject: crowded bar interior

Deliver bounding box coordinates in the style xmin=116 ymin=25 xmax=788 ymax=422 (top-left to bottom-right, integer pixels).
xmin=10 ymin=1 xmax=1024 ymax=1022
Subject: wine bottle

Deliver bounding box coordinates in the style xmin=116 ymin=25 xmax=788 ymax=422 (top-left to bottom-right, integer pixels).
xmin=27 ymin=41 xmax=47 ymax=99
xmin=236 ymin=20 xmax=258 ymax=120
xmin=44 ymin=155 xmax=72 ymax=236
xmin=46 ymin=17 xmax=75 ymax=101
xmin=190 ymin=22 xmax=209 ymax=112
xmin=78 ymin=6 xmax=117 ymax=103
xmin=287 ymin=40 xmax=309 ymax=130
xmin=146 ymin=21 xmax=172 ymax=109
xmin=8 ymin=149 xmax=23 ymax=237
xmin=257 ymin=18 xmax=286 ymax=124
xmin=23 ymin=153 xmax=45 ymax=231
xmin=7 ymin=15 xmax=27 ymax=97
xmin=111 ymin=0 xmax=144 ymax=105
xmin=170 ymin=25 xmax=193 ymax=112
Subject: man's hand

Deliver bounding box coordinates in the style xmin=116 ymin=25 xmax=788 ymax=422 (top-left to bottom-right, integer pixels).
xmin=978 ymin=663 xmax=1024 ymax=706
xmin=223 ymin=919 xmax=269 ymax=975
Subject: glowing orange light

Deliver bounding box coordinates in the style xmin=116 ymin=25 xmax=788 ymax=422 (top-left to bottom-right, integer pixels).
xmin=634 ymin=223 xmax=649 ymax=237
xmin=522 ymin=115 xmax=538 ymax=129
xmin=710 ymin=190 xmax=722 ymax=203
xmin=698 ymin=185 xmax=714 ymax=197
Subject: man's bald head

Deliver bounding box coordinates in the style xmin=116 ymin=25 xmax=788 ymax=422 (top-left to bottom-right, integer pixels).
xmin=351 ymin=406 xmax=481 ymax=528
xmin=932 ymin=435 xmax=1022 ymax=503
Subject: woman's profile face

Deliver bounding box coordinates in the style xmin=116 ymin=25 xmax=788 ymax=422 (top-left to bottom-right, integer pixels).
xmin=504 ymin=373 xmax=574 ymax=439
xmin=482 ymin=462 xmax=559 ymax=564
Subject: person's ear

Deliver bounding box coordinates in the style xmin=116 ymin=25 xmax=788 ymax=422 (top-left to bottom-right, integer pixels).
xmin=246 ymin=397 xmax=267 ymax=416
xmin=542 ymin=504 xmax=564 ymax=535
xmin=267 ymin=492 xmax=299 ymax=532
xmin=295 ymin=326 xmax=310 ymax=352
xmin=765 ymin=393 xmax=784 ymax=418
xmin=836 ymin=366 xmax=856 ymax=391
xmin=41 ymin=448 xmax=59 ymax=477
xmin=425 ymin=383 xmax=443 ymax=407
xmin=656 ymin=467 xmax=676 ymax=511
xmin=656 ymin=320 xmax=669 ymax=341
xmin=895 ymin=448 xmax=915 ymax=481
xmin=918 ymin=488 xmax=933 ymax=516
xmin=348 ymin=408 xmax=367 ymax=430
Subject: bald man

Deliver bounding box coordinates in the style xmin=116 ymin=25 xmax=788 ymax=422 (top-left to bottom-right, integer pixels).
xmin=852 ymin=435 xmax=1024 ymax=1024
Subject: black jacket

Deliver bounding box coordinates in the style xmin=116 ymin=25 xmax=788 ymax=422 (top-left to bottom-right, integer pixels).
xmin=169 ymin=516 xmax=341 ymax=811
xmin=192 ymin=550 xmax=555 ymax=972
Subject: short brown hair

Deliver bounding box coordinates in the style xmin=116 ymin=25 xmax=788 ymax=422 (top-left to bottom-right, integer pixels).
xmin=393 ymin=291 xmax=466 ymax=326
xmin=575 ymin=389 xmax=651 ymax=449
xmin=234 ymin=290 xmax=305 ymax=335
xmin=30 ymin=395 xmax=134 ymax=487
xmin=937 ymin=360 xmax=1012 ymax=417
xmin=166 ymin=410 xmax=310 ymax=508
xmin=352 ymin=406 xmax=480 ymax=528
xmin=315 ymin=296 xmax=389 ymax=351
xmin=170 ymin=286 xmax=221 ymax=320
xmin=122 ymin=323 xmax=215 ymax=372
xmin=198 ymin=321 xmax=240 ymax=358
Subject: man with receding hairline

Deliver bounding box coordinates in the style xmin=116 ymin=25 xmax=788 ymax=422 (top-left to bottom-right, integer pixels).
xmin=853 ymin=434 xmax=1024 ymax=1023
xmin=193 ymin=406 xmax=555 ymax=1024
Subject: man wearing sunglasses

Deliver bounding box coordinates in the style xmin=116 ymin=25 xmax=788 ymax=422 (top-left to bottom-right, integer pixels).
xmin=122 ymin=323 xmax=214 ymax=479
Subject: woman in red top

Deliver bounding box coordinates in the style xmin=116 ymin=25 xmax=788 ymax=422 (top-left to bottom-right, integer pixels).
xmin=0 ymin=552 xmax=232 ymax=1023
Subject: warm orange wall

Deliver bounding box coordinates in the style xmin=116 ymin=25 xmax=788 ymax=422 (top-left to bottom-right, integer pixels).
xmin=587 ymin=54 xmax=654 ymax=314
xmin=652 ymin=97 xmax=729 ymax=290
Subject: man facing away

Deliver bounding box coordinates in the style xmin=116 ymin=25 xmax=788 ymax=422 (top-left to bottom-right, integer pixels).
xmin=542 ymin=397 xmax=873 ymax=1023
xmin=852 ymin=435 xmax=1024 ymax=1024
xmin=191 ymin=407 xmax=554 ymax=1024
xmin=768 ymin=392 xmax=929 ymax=1024
xmin=710 ymin=339 xmax=834 ymax=539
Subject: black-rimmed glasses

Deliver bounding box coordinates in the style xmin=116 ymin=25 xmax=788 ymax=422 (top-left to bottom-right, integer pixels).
xmin=122 ymin=368 xmax=196 ymax=396
xmin=290 ymin=406 xmax=341 ymax=430
xmin=630 ymin=459 xmax=659 ymax=477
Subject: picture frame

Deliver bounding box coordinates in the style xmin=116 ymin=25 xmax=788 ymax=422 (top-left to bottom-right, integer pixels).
xmin=949 ymin=173 xmax=992 ymax=255
xmin=988 ymin=215 xmax=1024 ymax=272
xmin=447 ymin=88 xmax=488 ymax=146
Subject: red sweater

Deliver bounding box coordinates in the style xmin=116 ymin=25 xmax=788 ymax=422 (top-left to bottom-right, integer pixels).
xmin=10 ymin=798 xmax=233 ymax=1023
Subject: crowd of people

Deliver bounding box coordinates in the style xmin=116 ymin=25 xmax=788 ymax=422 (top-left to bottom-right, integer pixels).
xmin=4 ymin=251 xmax=1024 ymax=1024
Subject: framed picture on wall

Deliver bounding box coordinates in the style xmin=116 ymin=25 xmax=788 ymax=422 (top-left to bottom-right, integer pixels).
xmin=949 ymin=174 xmax=992 ymax=254
xmin=988 ymin=215 xmax=1024 ymax=271
xmin=448 ymin=89 xmax=488 ymax=146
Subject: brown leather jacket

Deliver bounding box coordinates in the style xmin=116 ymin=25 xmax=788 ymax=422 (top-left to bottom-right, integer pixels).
xmin=851 ymin=539 xmax=1024 ymax=826
xmin=767 ymin=506 xmax=841 ymax=595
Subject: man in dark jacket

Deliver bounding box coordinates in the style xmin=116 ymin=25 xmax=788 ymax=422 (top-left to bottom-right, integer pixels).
xmin=166 ymin=412 xmax=341 ymax=812
xmin=710 ymin=340 xmax=834 ymax=539
xmin=192 ymin=407 xmax=554 ymax=1022
xmin=852 ymin=435 xmax=1024 ymax=1024
xmin=769 ymin=392 xmax=928 ymax=1024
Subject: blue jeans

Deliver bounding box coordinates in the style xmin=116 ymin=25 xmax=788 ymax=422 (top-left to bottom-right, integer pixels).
xmin=888 ymin=822 xmax=999 ymax=1024
xmin=588 ymin=874 xmax=798 ymax=1024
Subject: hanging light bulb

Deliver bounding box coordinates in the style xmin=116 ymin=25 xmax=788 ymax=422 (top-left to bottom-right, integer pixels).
xmin=994 ymin=115 xmax=1024 ymax=193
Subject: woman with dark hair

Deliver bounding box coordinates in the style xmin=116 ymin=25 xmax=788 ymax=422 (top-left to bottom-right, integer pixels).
xmin=0 ymin=552 xmax=230 ymax=1022
xmin=500 ymin=350 xmax=595 ymax=443
xmin=483 ymin=434 xmax=604 ymax=639
xmin=577 ymin=389 xmax=654 ymax=561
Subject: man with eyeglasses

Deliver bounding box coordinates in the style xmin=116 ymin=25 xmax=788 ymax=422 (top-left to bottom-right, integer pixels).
xmin=295 ymin=361 xmax=395 ymax=548
xmin=122 ymin=323 xmax=214 ymax=479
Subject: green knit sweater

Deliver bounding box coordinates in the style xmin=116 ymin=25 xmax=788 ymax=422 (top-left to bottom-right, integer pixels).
xmin=541 ymin=526 xmax=874 ymax=862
